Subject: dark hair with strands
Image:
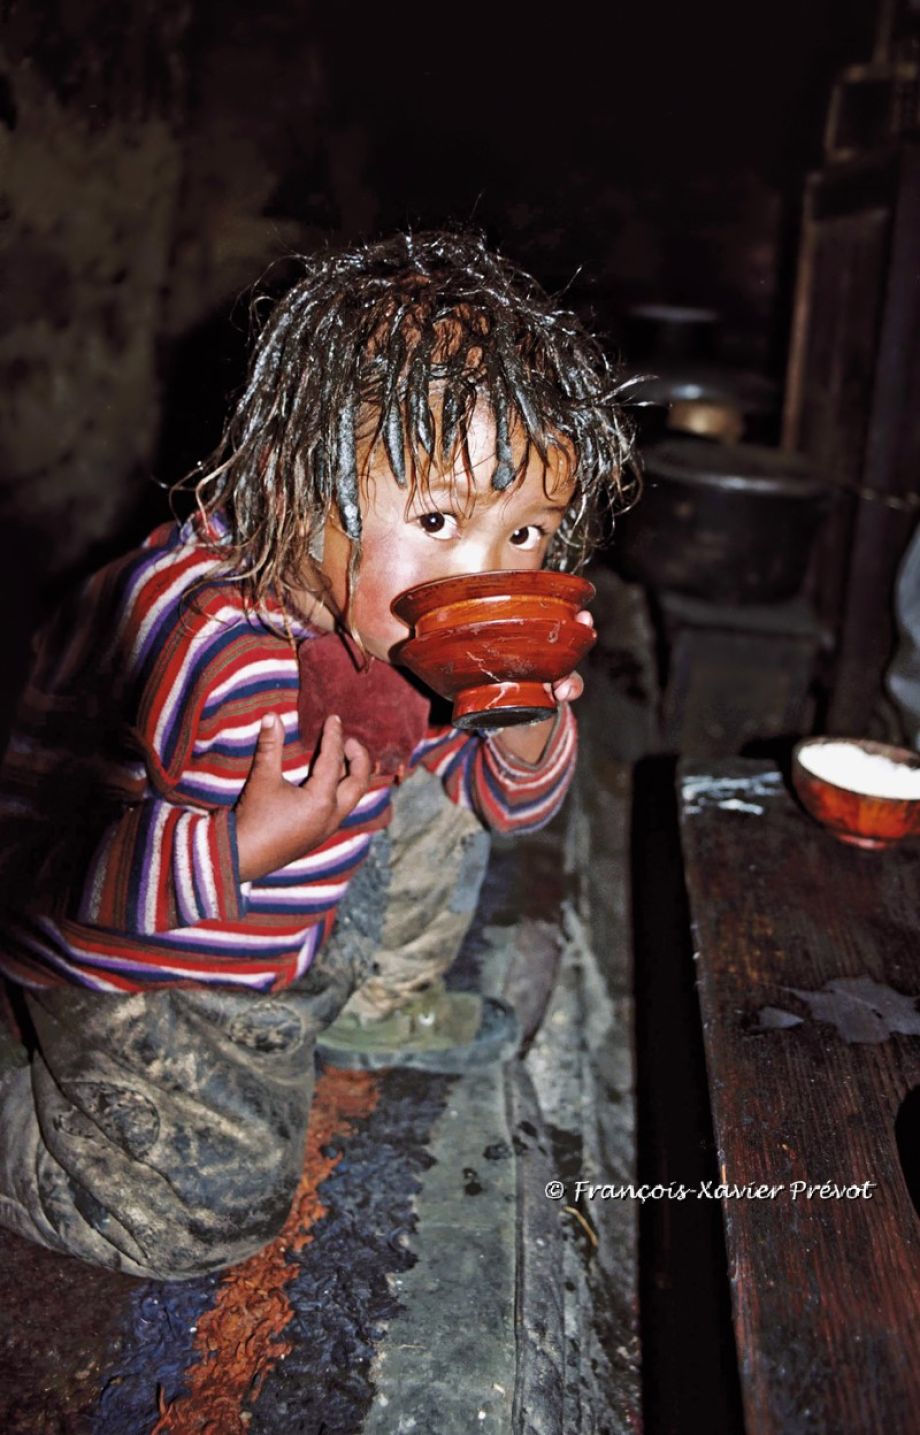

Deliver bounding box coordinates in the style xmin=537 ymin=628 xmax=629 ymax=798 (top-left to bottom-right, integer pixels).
xmin=177 ymin=230 xmax=639 ymax=626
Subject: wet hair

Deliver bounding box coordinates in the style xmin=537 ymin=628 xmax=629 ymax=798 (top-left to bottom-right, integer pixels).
xmin=180 ymin=229 xmax=638 ymax=618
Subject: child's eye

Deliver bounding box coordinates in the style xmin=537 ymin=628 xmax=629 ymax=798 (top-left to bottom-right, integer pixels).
xmin=509 ymin=525 xmax=547 ymax=550
xmin=416 ymin=511 xmax=458 ymax=540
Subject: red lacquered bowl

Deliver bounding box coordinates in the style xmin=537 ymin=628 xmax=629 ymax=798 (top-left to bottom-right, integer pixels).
xmin=791 ymin=737 xmax=920 ymax=850
xmin=391 ymin=570 xmax=596 ymax=729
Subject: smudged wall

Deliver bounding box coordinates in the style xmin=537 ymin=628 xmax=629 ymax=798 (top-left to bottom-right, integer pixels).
xmin=0 ymin=2 xmax=190 ymax=574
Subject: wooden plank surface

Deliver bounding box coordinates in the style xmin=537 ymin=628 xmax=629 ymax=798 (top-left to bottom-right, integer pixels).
xmin=678 ymin=759 xmax=920 ymax=1435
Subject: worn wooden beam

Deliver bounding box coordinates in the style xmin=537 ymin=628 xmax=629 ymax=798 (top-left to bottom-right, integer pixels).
xmin=679 ymin=758 xmax=920 ymax=1433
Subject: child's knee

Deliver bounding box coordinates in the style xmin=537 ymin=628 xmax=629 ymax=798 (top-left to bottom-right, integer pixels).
xmin=24 ymin=1058 xmax=310 ymax=1280
xmin=54 ymin=1132 xmax=301 ymax=1281
xmin=108 ymin=1118 xmax=303 ymax=1277
xmin=130 ymin=1173 xmax=299 ymax=1280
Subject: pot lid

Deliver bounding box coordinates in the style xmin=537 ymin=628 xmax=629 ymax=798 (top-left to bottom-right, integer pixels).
xmin=626 ymin=303 xmax=721 ymax=325
xmin=622 ymin=362 xmax=777 ymax=413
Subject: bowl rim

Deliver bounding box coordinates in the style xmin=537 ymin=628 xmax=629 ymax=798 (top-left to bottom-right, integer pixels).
xmin=396 ymin=615 xmax=598 ymax=673
xmin=391 ymin=569 xmax=595 ymax=626
xmin=792 ymin=736 xmax=920 ymax=805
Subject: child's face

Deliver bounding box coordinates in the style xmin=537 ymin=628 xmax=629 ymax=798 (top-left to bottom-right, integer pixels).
xmin=310 ymin=407 xmax=576 ymax=662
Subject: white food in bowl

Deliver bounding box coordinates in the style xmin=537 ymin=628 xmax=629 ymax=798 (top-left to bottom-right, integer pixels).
xmin=797 ymin=742 xmax=920 ymax=799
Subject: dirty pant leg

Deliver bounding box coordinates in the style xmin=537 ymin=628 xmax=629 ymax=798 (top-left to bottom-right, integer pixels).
xmin=0 ymin=969 xmax=355 ymax=1282
xmin=334 ymin=767 xmax=492 ymax=1021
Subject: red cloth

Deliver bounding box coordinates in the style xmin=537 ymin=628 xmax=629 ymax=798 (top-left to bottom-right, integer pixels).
xmin=297 ymin=633 xmax=432 ymax=780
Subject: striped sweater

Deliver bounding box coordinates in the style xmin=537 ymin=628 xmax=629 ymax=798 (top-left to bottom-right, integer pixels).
xmin=0 ymin=515 xmax=578 ymax=993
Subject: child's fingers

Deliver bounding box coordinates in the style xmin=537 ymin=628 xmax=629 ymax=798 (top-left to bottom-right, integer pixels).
xmin=306 ymin=714 xmax=345 ymax=791
xmin=551 ymin=672 xmax=584 ymax=704
xmin=547 ymin=616 xmax=593 ymax=705
xmin=342 ymin=735 xmax=370 ymax=768
xmin=336 ymin=737 xmax=373 ymax=813
xmin=247 ymin=712 xmax=285 ymax=785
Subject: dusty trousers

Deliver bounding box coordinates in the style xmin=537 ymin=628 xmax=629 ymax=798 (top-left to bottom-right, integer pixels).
xmin=0 ymin=770 xmax=489 ymax=1280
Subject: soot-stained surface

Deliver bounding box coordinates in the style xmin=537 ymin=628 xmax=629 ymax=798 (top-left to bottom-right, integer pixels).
xmin=0 ymin=1231 xmax=139 ymax=1434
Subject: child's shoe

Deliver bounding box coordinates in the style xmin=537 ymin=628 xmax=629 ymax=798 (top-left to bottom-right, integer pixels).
xmin=315 ymin=979 xmax=520 ymax=1073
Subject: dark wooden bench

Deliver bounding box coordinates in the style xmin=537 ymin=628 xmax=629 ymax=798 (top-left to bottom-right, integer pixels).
xmin=678 ymin=758 xmax=920 ymax=1433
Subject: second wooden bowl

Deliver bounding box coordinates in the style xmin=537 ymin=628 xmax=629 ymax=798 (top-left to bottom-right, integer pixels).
xmin=792 ymin=737 xmax=920 ymax=850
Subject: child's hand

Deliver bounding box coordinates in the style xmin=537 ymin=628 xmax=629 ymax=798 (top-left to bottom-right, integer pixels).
xmin=492 ymin=609 xmax=593 ymax=764
xmin=547 ymin=609 xmax=593 ymax=706
xmin=235 ymin=714 xmax=372 ymax=883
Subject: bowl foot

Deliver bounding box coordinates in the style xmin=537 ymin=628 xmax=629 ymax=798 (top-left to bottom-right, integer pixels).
xmin=452 ymin=680 xmax=554 ymax=731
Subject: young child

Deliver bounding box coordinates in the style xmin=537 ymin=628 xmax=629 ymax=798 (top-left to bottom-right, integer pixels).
xmin=0 ymin=231 xmax=634 ymax=1280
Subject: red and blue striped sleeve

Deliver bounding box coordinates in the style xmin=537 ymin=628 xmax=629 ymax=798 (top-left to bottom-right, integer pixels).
xmin=1 ymin=532 xmax=289 ymax=938
xmin=411 ymin=703 xmax=578 ymax=835
xmin=64 ymin=607 xmax=311 ymax=934
xmin=74 ymin=799 xmax=246 ymax=933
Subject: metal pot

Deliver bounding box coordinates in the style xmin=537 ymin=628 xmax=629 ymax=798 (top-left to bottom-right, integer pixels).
xmin=622 ymin=363 xmax=779 ymax=446
xmin=612 ymin=437 xmax=830 ymax=605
